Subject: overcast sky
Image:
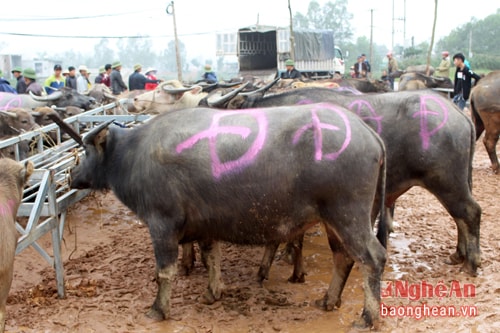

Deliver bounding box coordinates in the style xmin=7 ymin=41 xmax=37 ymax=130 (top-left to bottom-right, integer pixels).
xmin=0 ymin=0 xmax=495 ymax=61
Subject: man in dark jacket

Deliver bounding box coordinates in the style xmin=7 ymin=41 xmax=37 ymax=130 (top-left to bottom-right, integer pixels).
xmin=110 ymin=61 xmax=128 ymax=95
xmin=452 ymin=53 xmax=481 ymax=110
xmin=65 ymin=66 xmax=78 ymax=90
xmin=11 ymin=67 xmax=27 ymax=93
xmin=128 ymin=63 xmax=160 ymax=91
xmin=281 ymin=59 xmax=301 ymax=79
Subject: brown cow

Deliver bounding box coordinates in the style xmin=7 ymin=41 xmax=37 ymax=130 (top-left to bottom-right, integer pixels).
xmin=470 ymin=71 xmax=500 ymax=173
xmin=0 ymin=158 xmax=33 ymax=333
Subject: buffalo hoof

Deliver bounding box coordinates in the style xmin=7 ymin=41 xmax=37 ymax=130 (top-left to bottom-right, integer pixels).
xmin=352 ymin=308 xmax=378 ymax=331
xmin=314 ymin=296 xmax=341 ymax=311
xmin=444 ymin=251 xmax=464 ymax=265
xmin=199 ymin=289 xmax=222 ymax=305
xmin=145 ymin=306 xmax=165 ymax=321
xmin=287 ymin=273 xmax=305 ymax=283
xmin=460 ymin=262 xmax=479 ymax=277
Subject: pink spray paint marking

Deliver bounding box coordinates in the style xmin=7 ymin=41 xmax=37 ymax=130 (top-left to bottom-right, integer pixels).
xmin=348 ymin=100 xmax=383 ymax=134
xmin=0 ymin=93 xmax=23 ymax=111
xmin=176 ymin=110 xmax=268 ymax=179
xmin=0 ymin=199 xmax=16 ymax=217
xmin=333 ymin=86 xmax=363 ymax=95
xmin=292 ymin=104 xmax=351 ymax=161
xmin=412 ymin=95 xmax=449 ymax=150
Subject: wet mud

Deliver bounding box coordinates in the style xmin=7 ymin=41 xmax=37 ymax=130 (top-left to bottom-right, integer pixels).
xmin=3 ymin=141 xmax=499 ymax=333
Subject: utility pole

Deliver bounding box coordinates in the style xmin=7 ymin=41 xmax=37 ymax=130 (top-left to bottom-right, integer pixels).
xmin=370 ymin=9 xmax=373 ymax=77
xmin=167 ymin=1 xmax=182 ymax=82
xmin=426 ymin=0 xmax=438 ymax=76
xmin=288 ymin=0 xmax=295 ymax=61
xmin=391 ymin=0 xmax=395 ymax=51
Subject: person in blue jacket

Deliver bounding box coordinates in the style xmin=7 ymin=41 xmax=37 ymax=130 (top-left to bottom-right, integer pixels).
xmin=0 ymin=70 xmax=16 ymax=93
xmin=44 ymin=64 xmax=65 ymax=94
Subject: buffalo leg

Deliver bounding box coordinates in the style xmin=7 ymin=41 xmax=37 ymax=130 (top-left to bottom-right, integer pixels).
xmin=198 ymin=240 xmax=223 ymax=304
xmin=425 ymin=182 xmax=482 ymax=276
xmin=320 ymin=209 xmax=386 ymax=329
xmin=146 ymin=221 xmax=179 ymax=321
xmin=315 ymin=230 xmax=354 ymax=311
xmin=258 ymin=235 xmax=306 ymax=284
xmin=483 ymin=128 xmax=500 ymax=174
xmin=179 ymin=242 xmax=195 ymax=276
xmin=258 ymin=243 xmax=279 ymax=284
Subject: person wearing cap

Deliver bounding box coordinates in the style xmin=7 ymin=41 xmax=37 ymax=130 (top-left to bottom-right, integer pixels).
xmin=201 ymin=64 xmax=218 ymax=83
xmin=23 ymin=68 xmax=43 ymax=96
xmin=281 ymin=59 xmax=301 ymax=79
xmin=76 ymin=65 xmax=91 ymax=93
xmin=452 ymin=52 xmax=481 ymax=111
xmin=94 ymin=66 xmax=106 ymax=84
xmin=62 ymin=69 xmax=70 ymax=77
xmin=129 ymin=64 xmax=161 ymax=91
xmin=145 ymin=68 xmax=159 ymax=90
xmin=102 ymin=64 xmax=112 ymax=87
xmin=387 ymin=52 xmax=398 ymax=90
xmin=435 ymin=51 xmax=451 ymax=78
xmin=110 ymin=61 xmax=128 ymax=95
xmin=44 ymin=64 xmax=65 ymax=95
xmin=354 ymin=55 xmax=368 ymax=79
xmin=65 ymin=66 xmax=77 ymax=90
xmin=11 ymin=66 xmax=27 ymax=94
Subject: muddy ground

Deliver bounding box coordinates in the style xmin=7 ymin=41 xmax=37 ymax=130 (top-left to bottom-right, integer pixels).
xmin=4 ymin=141 xmax=499 ymax=333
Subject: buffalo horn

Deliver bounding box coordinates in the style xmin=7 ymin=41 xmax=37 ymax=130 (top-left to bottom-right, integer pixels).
xmin=104 ymin=92 xmax=118 ymax=100
xmin=83 ymin=119 xmax=115 ymax=146
xmin=0 ymin=110 xmax=18 ymax=118
xmin=29 ymin=90 xmax=63 ymax=101
xmin=239 ymin=77 xmax=280 ymax=96
xmin=207 ymin=82 xmax=251 ymax=107
xmin=46 ymin=111 xmax=85 ymax=146
xmin=162 ymin=84 xmax=195 ymax=94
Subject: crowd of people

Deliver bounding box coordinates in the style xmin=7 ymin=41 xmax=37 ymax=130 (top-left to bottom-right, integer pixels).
xmin=0 ymin=61 xmax=162 ymax=96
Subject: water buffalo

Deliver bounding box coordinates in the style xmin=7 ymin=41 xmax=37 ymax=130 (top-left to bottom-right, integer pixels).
xmin=399 ymin=72 xmax=453 ymax=91
xmin=0 ymin=109 xmax=39 ymax=135
xmin=235 ymin=88 xmax=481 ymax=278
xmin=65 ymin=103 xmax=387 ymax=328
xmin=0 ymin=158 xmax=34 ymax=333
xmin=470 ymin=70 xmax=500 ymax=173
xmin=133 ymin=80 xmax=277 ymax=114
xmin=0 ymin=88 xmax=96 ymax=111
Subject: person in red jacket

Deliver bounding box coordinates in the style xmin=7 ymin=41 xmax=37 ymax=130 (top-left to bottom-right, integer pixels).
xmin=144 ymin=68 xmax=159 ymax=90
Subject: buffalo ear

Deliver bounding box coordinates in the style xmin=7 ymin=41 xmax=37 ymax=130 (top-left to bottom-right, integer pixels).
xmin=83 ymin=119 xmax=115 ymax=151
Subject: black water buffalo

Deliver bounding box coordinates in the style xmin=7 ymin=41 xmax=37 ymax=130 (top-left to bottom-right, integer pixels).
xmin=67 ymin=103 xmax=387 ymax=328
xmin=236 ymin=88 xmax=481 ymax=279
xmin=0 ymin=88 xmax=96 ymax=111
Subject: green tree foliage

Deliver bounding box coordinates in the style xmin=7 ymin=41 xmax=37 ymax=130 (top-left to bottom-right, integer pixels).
xmin=293 ymin=0 xmax=353 ymax=45
xmin=91 ymin=38 xmax=115 ymax=68
xmin=436 ymin=9 xmax=500 ymax=69
xmin=116 ymin=37 xmax=158 ymax=68
xmin=344 ymin=36 xmax=389 ymax=76
xmin=159 ymin=40 xmax=187 ymax=73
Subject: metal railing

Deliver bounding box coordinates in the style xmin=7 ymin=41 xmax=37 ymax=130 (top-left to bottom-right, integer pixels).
xmin=0 ymin=99 xmax=152 ymax=298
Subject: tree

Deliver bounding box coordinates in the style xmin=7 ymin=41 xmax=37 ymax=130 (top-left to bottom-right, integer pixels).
xmin=92 ymin=38 xmax=115 ymax=67
xmin=160 ymin=40 xmax=187 ymax=73
xmin=436 ymin=9 xmax=500 ymax=70
xmin=116 ymin=37 xmax=158 ymax=68
xmin=293 ymin=0 xmax=353 ymax=46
